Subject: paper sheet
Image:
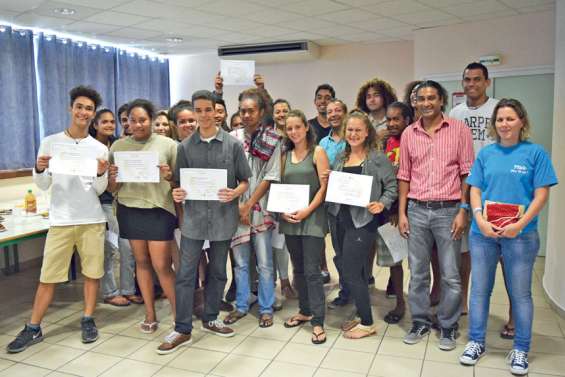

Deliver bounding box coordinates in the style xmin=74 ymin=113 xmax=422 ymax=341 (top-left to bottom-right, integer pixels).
xmin=326 ymin=171 xmax=373 ymax=207
xmin=220 ymin=59 xmax=255 ymax=86
xmin=180 ymin=168 xmax=228 ymax=201
xmin=49 ymin=143 xmax=98 ymax=177
xmin=267 ymin=184 xmax=310 ymax=213
xmin=114 ymin=151 xmax=160 ymax=183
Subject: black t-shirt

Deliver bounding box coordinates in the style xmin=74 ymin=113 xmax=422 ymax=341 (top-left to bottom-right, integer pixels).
xmin=308 ymin=117 xmax=331 ymax=144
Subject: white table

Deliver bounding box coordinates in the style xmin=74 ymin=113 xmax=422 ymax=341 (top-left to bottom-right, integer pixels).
xmin=0 ymin=210 xmax=49 ymax=274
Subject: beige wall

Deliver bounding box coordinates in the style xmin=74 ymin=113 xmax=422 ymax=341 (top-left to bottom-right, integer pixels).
xmin=414 ymin=11 xmax=555 ymax=78
xmin=170 ymin=40 xmax=414 ymax=119
xmin=544 ymin=2 xmax=565 ymax=313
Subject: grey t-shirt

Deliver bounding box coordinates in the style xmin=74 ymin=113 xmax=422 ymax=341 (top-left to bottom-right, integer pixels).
xmin=174 ymin=128 xmax=252 ymax=241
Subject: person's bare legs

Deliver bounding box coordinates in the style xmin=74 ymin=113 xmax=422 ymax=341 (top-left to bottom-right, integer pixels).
xmin=170 ymin=240 xmax=180 ymax=272
xmin=430 ymin=245 xmax=440 ymax=306
xmin=130 ymin=240 xmax=156 ymax=323
xmin=83 ymin=277 xmax=99 ymax=317
xmin=30 ymin=283 xmax=56 ymax=324
xmin=148 ymin=240 xmax=176 ymax=317
xmin=460 ymin=251 xmax=471 ymax=314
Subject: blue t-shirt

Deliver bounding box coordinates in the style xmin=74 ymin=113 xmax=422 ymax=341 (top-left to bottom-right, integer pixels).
xmin=319 ymin=132 xmax=346 ymax=168
xmin=467 ymin=142 xmax=558 ymax=234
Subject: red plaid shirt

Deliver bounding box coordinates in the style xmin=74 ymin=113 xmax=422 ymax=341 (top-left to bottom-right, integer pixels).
xmin=397 ymin=115 xmax=474 ymax=201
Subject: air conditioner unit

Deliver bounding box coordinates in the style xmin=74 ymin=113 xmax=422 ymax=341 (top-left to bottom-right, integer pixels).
xmin=218 ymin=40 xmax=320 ymax=63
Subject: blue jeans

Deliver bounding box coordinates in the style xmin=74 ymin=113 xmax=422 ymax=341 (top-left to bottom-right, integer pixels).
xmin=468 ymin=231 xmax=539 ymax=352
xmin=407 ymin=201 xmax=462 ymax=328
xmin=232 ymin=230 xmax=274 ymax=315
xmin=100 ymin=204 xmax=135 ymax=298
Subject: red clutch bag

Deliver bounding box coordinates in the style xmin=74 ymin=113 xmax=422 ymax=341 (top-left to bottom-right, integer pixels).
xmin=483 ymin=201 xmax=525 ymax=228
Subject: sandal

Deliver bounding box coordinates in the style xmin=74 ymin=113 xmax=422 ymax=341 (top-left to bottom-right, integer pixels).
xmin=223 ymin=310 xmax=247 ymax=325
xmin=500 ymin=324 xmax=515 ymax=339
xmin=125 ymin=295 xmax=144 ymax=304
xmin=312 ymin=326 xmax=326 ymax=345
xmin=384 ymin=310 xmax=404 ymax=324
xmin=103 ymin=295 xmax=130 ymax=307
xmin=259 ymin=313 xmax=274 ymax=328
xmin=343 ymin=323 xmax=377 ymax=339
xmin=139 ymin=320 xmax=159 ymax=334
xmin=341 ymin=319 xmax=360 ymax=332
xmin=284 ymin=314 xmax=312 ymax=328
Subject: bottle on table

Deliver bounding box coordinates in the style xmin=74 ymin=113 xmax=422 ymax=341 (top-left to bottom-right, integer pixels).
xmin=24 ymin=189 xmax=37 ymax=214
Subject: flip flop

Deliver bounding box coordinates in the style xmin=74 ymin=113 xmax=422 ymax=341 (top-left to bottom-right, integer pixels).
xmin=103 ymin=296 xmax=131 ymax=307
xmin=500 ymin=324 xmax=515 ymax=339
xmin=343 ymin=323 xmax=377 ymax=339
xmin=284 ymin=314 xmax=311 ymax=328
xmin=341 ymin=319 xmax=360 ymax=331
xmin=312 ymin=327 xmax=326 ymax=344
xmin=223 ymin=310 xmax=247 ymax=325
xmin=384 ymin=311 xmax=404 ymax=324
xmin=259 ymin=314 xmax=274 ymax=328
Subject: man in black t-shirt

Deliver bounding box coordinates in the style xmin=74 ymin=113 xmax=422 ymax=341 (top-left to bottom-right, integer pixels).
xmin=308 ymin=84 xmax=335 ymax=144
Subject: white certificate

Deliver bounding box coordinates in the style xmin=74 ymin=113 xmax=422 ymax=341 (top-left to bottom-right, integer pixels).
xmin=114 ymin=151 xmax=159 ymax=183
xmin=267 ymin=184 xmax=310 ymax=213
xmin=326 ymin=171 xmax=373 ymax=207
xmin=378 ymin=223 xmax=408 ymax=263
xmin=49 ymin=143 xmax=98 ymax=177
xmin=180 ymin=168 xmax=227 ymax=201
xmin=220 ymin=59 xmax=255 ymax=86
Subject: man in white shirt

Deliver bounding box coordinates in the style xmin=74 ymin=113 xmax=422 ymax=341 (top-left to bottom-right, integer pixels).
xmin=7 ymin=86 xmax=109 ymax=353
xmin=449 ymin=62 xmax=499 ymax=316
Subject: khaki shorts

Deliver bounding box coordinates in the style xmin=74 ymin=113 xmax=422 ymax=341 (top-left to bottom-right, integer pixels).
xmin=40 ymin=223 xmax=105 ymax=283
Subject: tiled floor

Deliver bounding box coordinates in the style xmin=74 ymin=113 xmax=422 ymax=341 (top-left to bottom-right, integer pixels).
xmin=0 ymin=248 xmax=564 ymax=377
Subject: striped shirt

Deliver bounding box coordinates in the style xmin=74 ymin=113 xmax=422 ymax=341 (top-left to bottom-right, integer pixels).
xmin=397 ymin=115 xmax=474 ymax=201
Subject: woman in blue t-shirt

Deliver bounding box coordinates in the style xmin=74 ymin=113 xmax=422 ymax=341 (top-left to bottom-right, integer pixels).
xmin=459 ymin=99 xmax=558 ymax=375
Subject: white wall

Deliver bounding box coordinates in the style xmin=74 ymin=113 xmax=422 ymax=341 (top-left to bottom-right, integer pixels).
xmin=544 ymin=2 xmax=565 ymax=313
xmin=414 ymin=11 xmax=555 ymax=78
xmin=170 ymin=41 xmax=414 ymax=118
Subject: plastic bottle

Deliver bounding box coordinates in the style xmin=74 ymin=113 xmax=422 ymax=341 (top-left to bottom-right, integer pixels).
xmin=25 ymin=189 xmax=37 ymax=214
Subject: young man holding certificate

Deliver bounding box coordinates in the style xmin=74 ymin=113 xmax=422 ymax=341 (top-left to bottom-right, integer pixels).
xmin=7 ymin=86 xmax=109 ymax=353
xmin=397 ymin=81 xmax=474 ymax=351
xmin=157 ymin=90 xmax=251 ymax=354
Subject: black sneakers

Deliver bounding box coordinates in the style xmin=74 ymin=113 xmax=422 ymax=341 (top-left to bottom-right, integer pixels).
xmin=81 ymin=317 xmax=99 ymax=344
xmin=6 ymin=325 xmax=44 ymax=353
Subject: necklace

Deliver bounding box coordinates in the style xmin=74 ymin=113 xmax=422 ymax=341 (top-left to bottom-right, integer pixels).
xmin=64 ymin=129 xmax=86 ymax=144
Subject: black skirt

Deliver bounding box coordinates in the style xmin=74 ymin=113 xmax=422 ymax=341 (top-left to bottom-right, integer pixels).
xmin=116 ymin=203 xmax=176 ymax=241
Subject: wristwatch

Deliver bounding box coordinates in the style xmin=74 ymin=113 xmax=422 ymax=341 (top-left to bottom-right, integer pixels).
xmin=459 ymin=203 xmax=470 ymax=211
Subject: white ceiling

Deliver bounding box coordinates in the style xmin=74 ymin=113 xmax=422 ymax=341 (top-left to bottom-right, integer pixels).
xmin=0 ymin=0 xmax=555 ymax=54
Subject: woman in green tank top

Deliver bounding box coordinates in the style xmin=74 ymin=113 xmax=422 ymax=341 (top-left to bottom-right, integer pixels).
xmin=279 ymin=110 xmax=330 ymax=345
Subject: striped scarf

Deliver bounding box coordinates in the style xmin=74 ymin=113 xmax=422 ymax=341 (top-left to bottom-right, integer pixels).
xmin=248 ymin=123 xmax=281 ymax=161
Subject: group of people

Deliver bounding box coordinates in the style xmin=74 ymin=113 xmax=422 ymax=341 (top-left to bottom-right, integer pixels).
xmin=5 ymin=61 xmax=557 ymax=376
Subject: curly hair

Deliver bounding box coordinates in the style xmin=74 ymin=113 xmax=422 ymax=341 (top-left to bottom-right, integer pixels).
xmin=355 ymin=78 xmax=397 ymax=114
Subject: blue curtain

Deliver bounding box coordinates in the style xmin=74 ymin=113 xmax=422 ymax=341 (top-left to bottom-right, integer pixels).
xmin=116 ymin=50 xmax=170 ymax=117
xmin=0 ymin=27 xmax=39 ymax=170
xmin=36 ymin=34 xmax=116 ymax=137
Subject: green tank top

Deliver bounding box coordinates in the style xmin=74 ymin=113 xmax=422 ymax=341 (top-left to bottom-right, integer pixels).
xmin=279 ymin=149 xmax=328 ymax=238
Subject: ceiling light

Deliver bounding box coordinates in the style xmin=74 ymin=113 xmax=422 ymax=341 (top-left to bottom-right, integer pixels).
xmin=166 ymin=37 xmax=183 ymax=43
xmin=54 ymin=8 xmax=76 ymax=16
